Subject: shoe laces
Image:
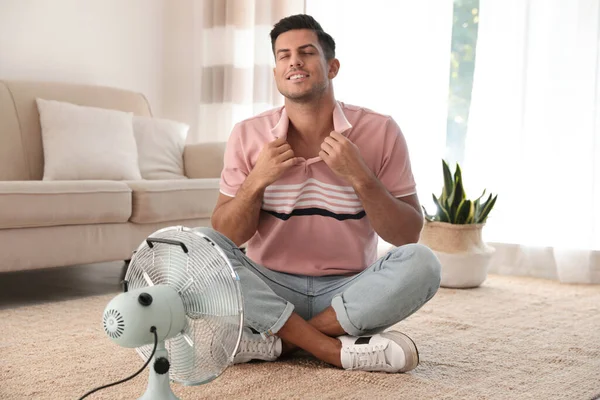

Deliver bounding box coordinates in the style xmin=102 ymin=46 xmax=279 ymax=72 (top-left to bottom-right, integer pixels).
xmin=345 ymin=344 xmax=388 ymax=369
xmin=238 ymin=334 xmax=277 ymax=356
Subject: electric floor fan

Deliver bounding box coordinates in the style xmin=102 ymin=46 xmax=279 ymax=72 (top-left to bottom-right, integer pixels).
xmin=79 ymin=226 xmax=244 ymax=400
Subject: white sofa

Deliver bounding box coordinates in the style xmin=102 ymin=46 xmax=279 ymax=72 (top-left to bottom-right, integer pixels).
xmin=0 ymin=80 xmax=226 ymax=273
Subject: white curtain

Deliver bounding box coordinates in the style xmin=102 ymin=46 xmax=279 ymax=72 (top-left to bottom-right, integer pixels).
xmin=463 ymin=0 xmax=600 ymax=283
xmin=305 ymin=0 xmax=454 ymax=210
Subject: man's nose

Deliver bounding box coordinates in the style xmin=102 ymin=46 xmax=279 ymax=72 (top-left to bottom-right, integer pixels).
xmin=289 ymin=54 xmax=304 ymax=68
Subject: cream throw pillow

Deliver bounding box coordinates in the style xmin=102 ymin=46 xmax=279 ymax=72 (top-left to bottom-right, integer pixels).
xmin=133 ymin=116 xmax=188 ymax=180
xmin=36 ymin=98 xmax=142 ymax=180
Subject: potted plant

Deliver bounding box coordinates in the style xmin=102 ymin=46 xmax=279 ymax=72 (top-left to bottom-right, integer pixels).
xmin=420 ymin=159 xmax=498 ymax=288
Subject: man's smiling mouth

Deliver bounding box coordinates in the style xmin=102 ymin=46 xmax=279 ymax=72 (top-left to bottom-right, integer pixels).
xmin=288 ymin=74 xmax=309 ymax=80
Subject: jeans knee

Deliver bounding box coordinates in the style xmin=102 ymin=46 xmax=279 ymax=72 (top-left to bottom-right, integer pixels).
xmin=393 ymin=243 xmax=441 ymax=296
xmin=411 ymin=244 xmax=442 ymax=295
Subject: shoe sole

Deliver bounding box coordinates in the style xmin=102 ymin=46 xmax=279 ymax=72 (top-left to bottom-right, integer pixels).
xmin=379 ymin=331 xmax=419 ymax=372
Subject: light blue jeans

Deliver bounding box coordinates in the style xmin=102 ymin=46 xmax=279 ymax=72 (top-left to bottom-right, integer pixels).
xmin=194 ymin=227 xmax=441 ymax=338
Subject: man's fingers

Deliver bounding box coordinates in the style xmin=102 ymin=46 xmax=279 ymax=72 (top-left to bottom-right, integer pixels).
xmin=281 ymin=157 xmax=300 ymax=168
xmin=277 ymin=149 xmax=295 ymax=162
xmin=276 ymin=143 xmax=291 ymax=154
xmin=324 ymin=136 xmax=338 ymax=145
xmin=329 ymin=131 xmax=345 ymax=140
xmin=329 ymin=131 xmax=354 ymax=147
xmin=271 ymin=136 xmax=287 ymax=147
xmin=321 ymin=141 xmax=334 ymax=153
xmin=323 ymin=136 xmax=342 ymax=152
xmin=269 ymin=138 xmax=291 ymax=155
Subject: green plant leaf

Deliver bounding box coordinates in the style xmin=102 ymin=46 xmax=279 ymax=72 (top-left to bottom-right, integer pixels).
xmin=473 ymin=198 xmax=481 ymax=222
xmin=454 ymin=163 xmax=466 ymax=200
xmin=432 ymin=194 xmax=450 ymax=222
xmin=477 ymin=194 xmax=498 ymax=223
xmin=450 ymin=175 xmax=465 ymax=221
xmin=442 ymin=160 xmax=454 ymax=205
xmin=475 ymin=189 xmax=486 ymax=201
xmin=447 ymin=183 xmax=456 ymax=210
xmin=422 ymin=205 xmax=435 ymax=221
xmin=455 ymin=199 xmax=472 ymax=224
xmin=466 ymin=201 xmax=475 ymax=224
xmin=475 ymin=193 xmax=490 ymax=222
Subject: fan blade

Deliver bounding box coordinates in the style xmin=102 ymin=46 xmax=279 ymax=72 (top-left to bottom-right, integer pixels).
xmin=181 ymin=332 xmax=194 ymax=347
xmin=142 ymin=271 xmax=154 ymax=286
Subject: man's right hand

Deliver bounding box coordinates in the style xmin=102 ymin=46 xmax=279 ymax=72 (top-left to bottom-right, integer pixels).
xmin=212 ymin=137 xmax=297 ymax=246
xmin=249 ymin=137 xmax=299 ymax=188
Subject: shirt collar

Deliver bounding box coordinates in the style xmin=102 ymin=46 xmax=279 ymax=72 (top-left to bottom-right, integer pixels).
xmin=270 ymin=101 xmax=353 ymax=139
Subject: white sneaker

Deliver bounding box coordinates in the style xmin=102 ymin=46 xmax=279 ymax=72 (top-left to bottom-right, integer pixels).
xmin=233 ymin=327 xmax=282 ymax=364
xmin=339 ymin=330 xmax=419 ymax=373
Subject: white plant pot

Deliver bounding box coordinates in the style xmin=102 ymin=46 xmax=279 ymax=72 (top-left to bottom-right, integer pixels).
xmin=419 ymin=221 xmax=494 ymax=289
xmin=432 ymin=247 xmax=495 ymax=288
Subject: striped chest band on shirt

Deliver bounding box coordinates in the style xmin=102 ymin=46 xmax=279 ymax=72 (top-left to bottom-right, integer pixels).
xmin=262 ymin=178 xmax=366 ymax=221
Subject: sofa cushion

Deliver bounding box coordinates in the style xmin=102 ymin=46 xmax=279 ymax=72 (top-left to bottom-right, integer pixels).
xmin=0 ymin=181 xmax=132 ymax=229
xmin=127 ymin=179 xmax=220 ymax=224
xmin=133 ymin=116 xmax=189 ymax=180
xmin=36 ymin=98 xmax=142 ymax=181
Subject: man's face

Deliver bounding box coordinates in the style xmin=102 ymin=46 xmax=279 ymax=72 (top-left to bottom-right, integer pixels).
xmin=273 ymin=29 xmax=338 ymax=103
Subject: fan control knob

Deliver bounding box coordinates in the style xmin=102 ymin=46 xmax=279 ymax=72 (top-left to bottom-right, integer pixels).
xmin=138 ymin=293 xmax=153 ymax=306
xmin=154 ymin=357 xmax=170 ymax=374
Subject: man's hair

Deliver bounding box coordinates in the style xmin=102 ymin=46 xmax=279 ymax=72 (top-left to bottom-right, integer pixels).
xmin=270 ymin=14 xmax=336 ymax=60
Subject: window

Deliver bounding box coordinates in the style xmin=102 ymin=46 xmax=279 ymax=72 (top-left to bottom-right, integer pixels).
xmin=445 ymin=0 xmax=480 ymax=167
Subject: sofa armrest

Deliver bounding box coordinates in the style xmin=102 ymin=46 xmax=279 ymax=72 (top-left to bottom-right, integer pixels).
xmin=183 ymin=142 xmax=227 ymax=179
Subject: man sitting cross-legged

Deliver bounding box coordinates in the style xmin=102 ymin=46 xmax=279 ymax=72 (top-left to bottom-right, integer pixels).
xmin=200 ymin=14 xmax=441 ymax=373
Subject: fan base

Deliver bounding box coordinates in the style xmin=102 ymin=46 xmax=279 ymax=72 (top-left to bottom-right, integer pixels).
xmin=139 ymin=343 xmax=180 ymax=400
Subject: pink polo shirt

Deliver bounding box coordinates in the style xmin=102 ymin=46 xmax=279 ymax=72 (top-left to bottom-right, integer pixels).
xmin=220 ymin=101 xmax=416 ymax=276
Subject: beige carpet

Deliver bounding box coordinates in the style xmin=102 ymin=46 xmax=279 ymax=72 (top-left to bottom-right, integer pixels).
xmin=1 ymin=274 xmax=599 ymax=400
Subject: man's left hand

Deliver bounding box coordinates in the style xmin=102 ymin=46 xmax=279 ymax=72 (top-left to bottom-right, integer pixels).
xmin=319 ymin=131 xmax=370 ymax=185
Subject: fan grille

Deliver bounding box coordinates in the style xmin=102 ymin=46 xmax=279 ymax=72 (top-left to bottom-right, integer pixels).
xmin=126 ymin=226 xmax=243 ymax=386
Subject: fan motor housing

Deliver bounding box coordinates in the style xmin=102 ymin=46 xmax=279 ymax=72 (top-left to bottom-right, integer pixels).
xmin=102 ymin=285 xmax=186 ymax=348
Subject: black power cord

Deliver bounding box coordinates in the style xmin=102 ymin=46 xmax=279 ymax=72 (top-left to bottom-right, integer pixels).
xmin=77 ymin=326 xmax=158 ymax=400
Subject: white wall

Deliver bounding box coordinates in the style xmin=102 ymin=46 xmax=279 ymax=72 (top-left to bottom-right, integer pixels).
xmin=0 ymin=0 xmax=164 ymax=114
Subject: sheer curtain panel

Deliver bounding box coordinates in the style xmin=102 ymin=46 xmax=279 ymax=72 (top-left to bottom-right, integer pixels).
xmin=463 ymin=0 xmax=600 ymax=283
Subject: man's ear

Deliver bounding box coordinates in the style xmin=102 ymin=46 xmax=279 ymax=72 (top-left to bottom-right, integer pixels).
xmin=328 ymin=58 xmax=340 ymax=79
